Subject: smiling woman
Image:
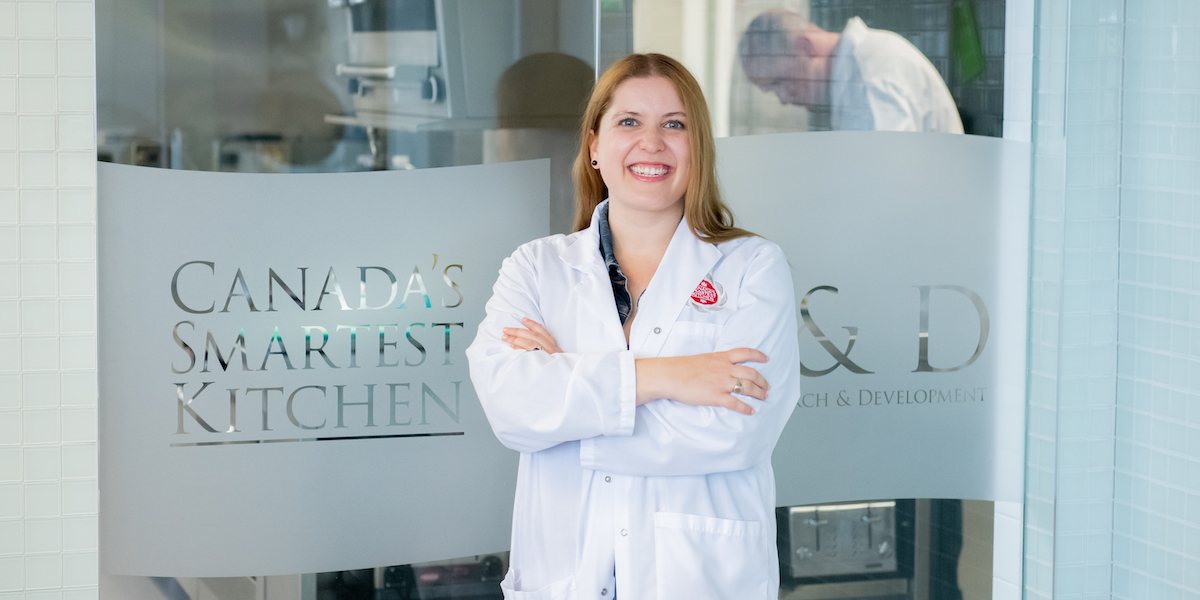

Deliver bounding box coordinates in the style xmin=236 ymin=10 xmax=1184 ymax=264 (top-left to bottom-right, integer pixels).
xmin=466 ymin=54 xmax=802 ymax=599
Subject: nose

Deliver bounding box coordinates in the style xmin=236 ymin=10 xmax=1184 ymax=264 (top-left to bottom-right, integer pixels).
xmin=638 ymin=126 xmax=665 ymax=152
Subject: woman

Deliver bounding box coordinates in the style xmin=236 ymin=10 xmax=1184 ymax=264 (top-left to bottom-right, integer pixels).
xmin=466 ymin=54 xmax=800 ymax=599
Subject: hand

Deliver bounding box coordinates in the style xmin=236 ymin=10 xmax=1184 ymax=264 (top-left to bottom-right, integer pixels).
xmin=636 ymin=348 xmax=770 ymax=415
xmin=501 ymin=318 xmax=562 ymax=354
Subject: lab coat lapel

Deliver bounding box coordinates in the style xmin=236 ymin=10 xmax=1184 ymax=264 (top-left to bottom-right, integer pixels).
xmin=629 ymin=217 xmax=723 ymax=357
xmin=560 ymin=205 xmax=627 ymax=349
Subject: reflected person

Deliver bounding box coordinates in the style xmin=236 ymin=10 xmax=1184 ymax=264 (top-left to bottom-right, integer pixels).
xmin=739 ymin=10 xmax=964 ymax=133
xmin=467 ymin=54 xmax=800 ymax=598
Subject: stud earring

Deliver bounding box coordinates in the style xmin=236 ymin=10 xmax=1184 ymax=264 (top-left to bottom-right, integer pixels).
xmin=591 ymin=160 xmax=598 ymax=166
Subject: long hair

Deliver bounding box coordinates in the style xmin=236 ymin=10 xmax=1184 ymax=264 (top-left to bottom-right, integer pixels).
xmin=572 ymin=54 xmax=754 ymax=243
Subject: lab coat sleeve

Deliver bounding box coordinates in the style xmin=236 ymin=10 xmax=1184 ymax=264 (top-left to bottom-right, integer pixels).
xmin=466 ymin=245 xmax=637 ymax=455
xmin=579 ymin=242 xmax=801 ymax=476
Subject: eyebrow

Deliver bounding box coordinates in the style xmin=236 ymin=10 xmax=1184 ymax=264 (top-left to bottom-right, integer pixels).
xmin=612 ymin=111 xmax=688 ymax=118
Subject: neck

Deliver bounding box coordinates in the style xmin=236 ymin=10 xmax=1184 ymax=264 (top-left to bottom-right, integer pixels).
xmin=606 ymin=199 xmax=683 ymax=259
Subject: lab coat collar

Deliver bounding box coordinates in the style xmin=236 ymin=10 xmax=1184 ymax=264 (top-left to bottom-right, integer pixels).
xmin=627 ymin=213 xmax=724 ymax=355
xmin=560 ymin=201 xmax=607 ymax=273
xmin=559 ymin=199 xmax=724 ymax=354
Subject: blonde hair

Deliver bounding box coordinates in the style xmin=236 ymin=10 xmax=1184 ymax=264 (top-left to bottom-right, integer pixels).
xmin=572 ymin=54 xmax=754 ymax=244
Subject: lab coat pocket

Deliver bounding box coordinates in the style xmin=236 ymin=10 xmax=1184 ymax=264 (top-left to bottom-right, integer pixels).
xmin=653 ymin=512 xmax=772 ymax=600
xmin=500 ymin=569 xmax=577 ymax=600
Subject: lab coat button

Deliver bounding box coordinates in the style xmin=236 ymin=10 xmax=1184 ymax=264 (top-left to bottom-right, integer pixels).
xmin=604 ymin=476 xmax=611 ymax=482
xmin=653 ymin=327 xmax=661 ymax=334
xmin=620 ymin=529 xmax=628 ymax=536
xmin=601 ymin=589 xmax=608 ymax=596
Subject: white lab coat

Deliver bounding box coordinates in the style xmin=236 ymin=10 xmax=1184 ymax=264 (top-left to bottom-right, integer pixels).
xmin=466 ymin=201 xmax=801 ymax=600
xmin=830 ymin=17 xmax=965 ymax=133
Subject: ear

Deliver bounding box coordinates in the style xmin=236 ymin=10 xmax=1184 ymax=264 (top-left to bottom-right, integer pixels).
xmin=796 ymin=34 xmax=818 ymax=57
xmin=587 ymin=130 xmax=599 ymax=166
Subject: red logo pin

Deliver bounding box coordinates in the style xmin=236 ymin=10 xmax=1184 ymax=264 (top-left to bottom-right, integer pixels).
xmin=690 ymin=280 xmax=718 ymax=305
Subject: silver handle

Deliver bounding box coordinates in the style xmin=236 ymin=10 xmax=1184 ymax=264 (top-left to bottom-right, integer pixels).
xmin=336 ymin=64 xmax=396 ymax=79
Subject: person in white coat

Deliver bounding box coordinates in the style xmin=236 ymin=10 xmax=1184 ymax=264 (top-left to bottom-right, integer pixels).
xmin=739 ymin=10 xmax=965 ymax=133
xmin=466 ymin=54 xmax=801 ymax=599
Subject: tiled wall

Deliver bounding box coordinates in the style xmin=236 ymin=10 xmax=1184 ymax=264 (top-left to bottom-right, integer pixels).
xmin=1112 ymin=0 xmax=1200 ymax=596
xmin=1026 ymin=0 xmax=1200 ymax=598
xmin=0 ymin=0 xmax=100 ymax=598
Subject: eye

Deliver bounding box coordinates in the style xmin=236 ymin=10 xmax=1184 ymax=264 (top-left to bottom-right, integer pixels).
xmin=619 ymin=117 xmax=638 ymax=126
xmin=664 ymin=120 xmax=686 ymax=130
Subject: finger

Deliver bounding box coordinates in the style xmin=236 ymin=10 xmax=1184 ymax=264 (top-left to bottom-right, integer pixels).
xmin=734 ymin=380 xmax=769 ymax=402
xmin=501 ymin=332 xmax=540 ymax=351
xmin=722 ymin=397 xmax=756 ymax=416
xmin=504 ymin=328 xmax=560 ymax=353
xmin=733 ymin=365 xmax=770 ymax=392
xmin=511 ymin=321 xmax=561 ymax=353
xmin=520 ymin=318 xmax=553 ymax=338
xmin=725 ymin=347 xmax=769 ymax=365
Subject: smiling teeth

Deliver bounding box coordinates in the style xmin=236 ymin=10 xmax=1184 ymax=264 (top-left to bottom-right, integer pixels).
xmin=631 ymin=166 xmax=667 ymax=177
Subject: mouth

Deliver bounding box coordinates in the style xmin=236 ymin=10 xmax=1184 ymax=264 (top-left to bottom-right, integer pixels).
xmin=628 ymin=163 xmax=672 ymax=182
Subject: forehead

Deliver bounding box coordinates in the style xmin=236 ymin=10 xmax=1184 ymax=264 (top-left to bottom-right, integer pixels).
xmin=605 ymin=76 xmax=686 ymax=115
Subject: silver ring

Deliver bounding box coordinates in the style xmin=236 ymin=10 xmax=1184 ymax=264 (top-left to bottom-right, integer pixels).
xmin=532 ymin=347 xmax=540 ymax=351
xmin=733 ymin=378 xmax=744 ymax=395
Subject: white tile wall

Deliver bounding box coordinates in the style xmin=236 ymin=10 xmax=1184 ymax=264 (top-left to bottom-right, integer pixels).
xmin=0 ymin=0 xmax=99 ymax=597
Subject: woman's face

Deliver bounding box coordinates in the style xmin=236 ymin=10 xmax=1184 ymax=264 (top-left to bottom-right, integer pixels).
xmin=589 ymin=75 xmax=691 ymax=218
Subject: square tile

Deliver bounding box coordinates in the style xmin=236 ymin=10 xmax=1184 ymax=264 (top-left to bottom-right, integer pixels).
xmin=56 ymin=262 xmax=91 ymax=296
xmin=61 ymin=516 xmax=94 ymax=552
xmin=20 ymin=263 xmax=56 ymax=297
xmin=0 ymin=376 xmax=14 ymax=410
xmin=56 ymin=4 xmax=93 ymax=39
xmin=57 ymin=152 xmax=92 ymax=187
xmin=60 ymin=407 xmax=93 ymax=442
xmin=23 ymin=482 xmax=59 ymax=517
xmin=59 ymin=371 xmax=93 ymax=407
xmin=0 ymin=116 xmax=13 ymax=151
xmin=23 ymin=518 xmax=61 ymax=553
xmin=59 ymin=335 xmax=92 ymax=370
xmin=17 ymin=40 xmax=55 ymax=76
xmin=61 ymin=552 xmax=94 ymax=586
xmin=0 ymin=411 xmax=20 ymax=443
xmin=23 ymin=446 xmax=58 ymax=481
xmin=20 ymin=299 xmax=57 ymax=334
xmin=0 ymin=484 xmax=22 ymax=518
xmin=0 ymin=447 xmax=18 ymax=482
xmin=0 ymin=153 xmax=14 ymax=187
xmin=57 ymin=189 xmax=91 ymax=223
xmin=19 ymin=188 xmax=55 ymax=223
xmin=0 ymin=190 xmax=13 ymax=223
xmin=25 ymin=590 xmax=61 ymax=600
xmin=0 ymin=42 xmax=14 ymax=76
xmin=0 ymin=300 xmax=14 ymax=334
xmin=24 ymin=553 xmax=61 ymax=589
xmin=63 ymin=589 xmax=97 ymax=600
xmin=22 ymin=372 xmax=58 ymax=407
xmin=19 ymin=225 xmax=54 ymax=259
xmin=21 ymin=409 xmax=58 ymax=444
xmin=0 ymin=520 xmax=22 ymax=554
xmin=58 ymin=298 xmax=91 ymax=333
xmin=59 ymin=444 xmax=93 ymax=479
xmin=17 ymin=3 xmax=55 ymax=38
xmin=56 ymin=77 xmax=91 ymax=112
xmin=18 ymin=77 xmax=55 ymax=113
xmin=17 ymin=115 xmax=54 ymax=151
xmin=57 ymin=40 xmax=92 ymax=77
xmin=58 ymin=225 xmax=92 ymax=259
xmin=21 ymin=336 xmax=57 ymax=370
xmin=0 ymin=555 xmax=23 ymax=591
xmin=57 ymin=115 xmax=91 ymax=151
xmin=19 ymin=152 xmax=55 ymax=186
xmin=59 ymin=479 xmax=93 ymax=515
xmin=0 ymin=4 xmax=14 ymax=38
xmin=0 ymin=79 xmax=14 ymax=113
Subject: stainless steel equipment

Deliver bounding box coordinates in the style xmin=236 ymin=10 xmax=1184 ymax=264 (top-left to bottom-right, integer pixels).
xmin=784 ymin=501 xmax=900 ymax=579
xmin=325 ymin=0 xmax=522 ymax=132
